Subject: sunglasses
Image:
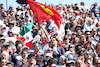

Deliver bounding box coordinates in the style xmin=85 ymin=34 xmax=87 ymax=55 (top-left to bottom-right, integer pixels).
xmin=86 ymin=53 xmax=90 ymax=55
xmin=53 ymin=34 xmax=58 ymax=36
xmin=86 ymin=34 xmax=90 ymax=35
xmin=28 ymin=57 xmax=35 ymax=59
xmin=18 ymin=45 xmax=22 ymax=47
xmin=51 ymin=66 xmax=56 ymax=67
xmin=39 ymin=56 xmax=43 ymax=58
xmin=48 ymin=50 xmax=53 ymax=51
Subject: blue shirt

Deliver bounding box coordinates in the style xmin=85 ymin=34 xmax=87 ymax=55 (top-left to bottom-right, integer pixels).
xmin=84 ymin=24 xmax=95 ymax=32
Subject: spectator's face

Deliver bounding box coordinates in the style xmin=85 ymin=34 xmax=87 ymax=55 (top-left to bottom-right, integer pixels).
xmin=92 ymin=29 xmax=97 ymax=35
xmin=74 ymin=37 xmax=79 ymax=43
xmin=60 ymin=57 xmax=65 ymax=65
xmin=1 ymin=46 xmax=5 ymax=51
xmin=72 ymin=33 xmax=76 ymax=38
xmin=2 ymin=12 xmax=7 ymax=17
xmin=16 ymin=15 xmax=19 ymax=19
xmin=9 ymin=24 xmax=14 ymax=29
xmin=45 ymin=56 xmax=51 ymax=61
xmin=41 ymin=37 xmax=48 ymax=44
xmin=77 ymin=30 xmax=82 ymax=36
xmin=88 ymin=20 xmax=93 ymax=25
xmin=85 ymin=52 xmax=91 ymax=58
xmin=0 ymin=39 xmax=5 ymax=44
xmin=18 ymin=22 xmax=23 ymax=26
xmin=85 ymin=32 xmax=90 ymax=38
xmin=72 ymin=21 xmax=77 ymax=26
xmin=8 ymin=32 xmax=13 ymax=37
xmin=1 ymin=53 xmax=9 ymax=61
xmin=51 ymin=38 xmax=58 ymax=46
xmin=22 ymin=51 xmax=28 ymax=58
xmin=4 ymin=45 xmax=9 ymax=51
xmin=53 ymin=33 xmax=58 ymax=39
xmin=97 ymin=31 xmax=100 ymax=36
xmin=28 ymin=57 xmax=36 ymax=64
xmin=97 ymin=43 xmax=100 ymax=50
xmin=51 ymin=27 xmax=57 ymax=33
xmin=16 ymin=44 xmax=22 ymax=52
xmin=97 ymin=22 xmax=100 ymax=27
xmin=75 ymin=62 xmax=80 ymax=67
xmin=25 ymin=18 xmax=29 ymax=22
xmin=36 ymin=55 xmax=43 ymax=62
xmin=25 ymin=12 xmax=28 ymax=17
xmin=7 ymin=64 xmax=13 ymax=67
xmin=65 ymin=39 xmax=70 ymax=44
xmin=1 ymin=59 xmax=7 ymax=66
xmin=95 ymin=57 xmax=100 ymax=64
xmin=80 ymin=36 xmax=86 ymax=43
xmin=47 ymin=48 xmax=53 ymax=54
xmin=76 ymin=61 xmax=85 ymax=67
xmin=34 ymin=43 xmax=40 ymax=51
xmin=66 ymin=30 xmax=71 ymax=36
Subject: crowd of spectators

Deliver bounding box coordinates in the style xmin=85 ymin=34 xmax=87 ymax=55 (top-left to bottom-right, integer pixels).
xmin=0 ymin=1 xmax=100 ymax=67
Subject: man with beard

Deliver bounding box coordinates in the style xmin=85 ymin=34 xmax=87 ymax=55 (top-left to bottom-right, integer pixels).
xmin=22 ymin=55 xmax=36 ymax=67
xmin=11 ymin=40 xmax=23 ymax=67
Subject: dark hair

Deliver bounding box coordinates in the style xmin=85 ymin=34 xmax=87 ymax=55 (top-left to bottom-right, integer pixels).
xmin=0 ymin=39 xmax=5 ymax=42
xmin=85 ymin=31 xmax=90 ymax=34
xmin=15 ymin=40 xmax=23 ymax=47
xmin=22 ymin=50 xmax=28 ymax=54
xmin=52 ymin=37 xmax=59 ymax=42
xmin=27 ymin=54 xmax=35 ymax=59
xmin=48 ymin=58 xmax=56 ymax=66
xmin=6 ymin=62 xmax=13 ymax=65
xmin=96 ymin=41 xmax=100 ymax=49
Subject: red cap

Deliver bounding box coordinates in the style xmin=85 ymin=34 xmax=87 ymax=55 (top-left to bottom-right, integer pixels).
xmin=36 ymin=53 xmax=43 ymax=58
xmin=2 ymin=27 xmax=6 ymax=29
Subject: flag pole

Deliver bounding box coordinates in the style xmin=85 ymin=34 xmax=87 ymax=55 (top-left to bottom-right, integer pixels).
xmin=6 ymin=0 xmax=8 ymax=10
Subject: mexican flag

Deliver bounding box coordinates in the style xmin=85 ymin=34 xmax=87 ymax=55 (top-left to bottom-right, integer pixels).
xmin=19 ymin=26 xmax=33 ymax=49
xmin=4 ymin=26 xmax=33 ymax=50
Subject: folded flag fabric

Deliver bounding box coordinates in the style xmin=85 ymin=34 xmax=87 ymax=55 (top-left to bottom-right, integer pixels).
xmin=19 ymin=25 xmax=33 ymax=49
xmin=4 ymin=37 xmax=25 ymax=53
xmin=26 ymin=0 xmax=62 ymax=29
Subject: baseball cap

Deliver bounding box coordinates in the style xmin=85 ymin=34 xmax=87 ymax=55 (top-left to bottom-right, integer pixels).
xmin=8 ymin=21 xmax=14 ymax=25
xmin=0 ymin=38 xmax=5 ymax=42
xmin=0 ymin=23 xmax=6 ymax=29
xmin=22 ymin=46 xmax=29 ymax=50
xmin=64 ymin=51 xmax=73 ymax=57
xmin=36 ymin=53 xmax=44 ymax=58
xmin=45 ymin=53 xmax=53 ymax=58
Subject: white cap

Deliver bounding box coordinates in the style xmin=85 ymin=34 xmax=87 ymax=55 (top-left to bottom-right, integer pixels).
xmin=22 ymin=46 xmax=29 ymax=50
xmin=0 ymin=23 xmax=6 ymax=29
xmin=64 ymin=51 xmax=72 ymax=57
xmin=45 ymin=53 xmax=53 ymax=58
